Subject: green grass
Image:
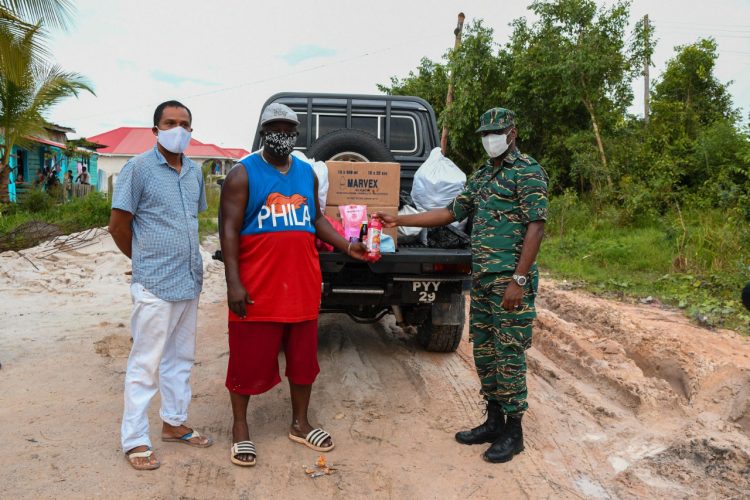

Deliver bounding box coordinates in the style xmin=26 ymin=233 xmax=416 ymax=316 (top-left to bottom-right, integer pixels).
xmin=0 ymin=191 xmax=111 ymax=251
xmin=198 ymin=184 xmax=220 ymax=238
xmin=539 ymin=197 xmax=750 ymax=333
xmin=1 ymin=181 xmax=221 ymax=250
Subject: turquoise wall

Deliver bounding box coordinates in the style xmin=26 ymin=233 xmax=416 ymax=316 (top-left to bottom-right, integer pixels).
xmin=7 ymin=141 xmax=99 ymax=196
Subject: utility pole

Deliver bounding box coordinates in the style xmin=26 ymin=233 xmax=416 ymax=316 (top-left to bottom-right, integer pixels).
xmin=643 ymin=14 xmax=650 ymax=125
xmin=441 ymin=12 xmax=465 ymax=155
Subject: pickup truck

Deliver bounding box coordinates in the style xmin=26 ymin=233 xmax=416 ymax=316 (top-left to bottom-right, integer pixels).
xmin=248 ymin=92 xmax=472 ymax=352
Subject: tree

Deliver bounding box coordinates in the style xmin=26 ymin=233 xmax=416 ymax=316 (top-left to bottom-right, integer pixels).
xmin=652 ymin=38 xmax=737 ymax=135
xmin=645 ymin=39 xmax=747 ymax=205
xmin=380 ymin=2 xmax=652 ymax=188
xmin=0 ymin=23 xmax=93 ymax=201
xmin=0 ymin=0 xmax=79 ymax=202
xmin=0 ymin=0 xmax=73 ymax=29
xmin=502 ymin=0 xmax=649 ymax=193
xmin=439 ymin=21 xmax=506 ymax=168
xmin=378 ymin=58 xmax=450 ymax=121
xmin=380 ymin=21 xmax=504 ymax=173
xmin=0 ymin=1 xmax=74 ymax=81
xmin=380 ymin=3 xmax=748 ymax=212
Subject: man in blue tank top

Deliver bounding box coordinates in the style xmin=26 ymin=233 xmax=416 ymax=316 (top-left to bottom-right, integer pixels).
xmin=220 ymin=103 xmax=370 ymax=466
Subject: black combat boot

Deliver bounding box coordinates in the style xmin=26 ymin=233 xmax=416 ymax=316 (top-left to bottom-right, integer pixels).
xmin=455 ymin=400 xmax=504 ymax=445
xmin=483 ymin=413 xmax=524 ymax=463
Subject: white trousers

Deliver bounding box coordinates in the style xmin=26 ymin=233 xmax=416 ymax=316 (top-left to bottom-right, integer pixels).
xmin=120 ymin=283 xmax=199 ymax=452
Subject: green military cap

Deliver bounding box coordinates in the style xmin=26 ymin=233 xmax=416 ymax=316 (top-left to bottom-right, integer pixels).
xmin=476 ymin=107 xmax=516 ymax=133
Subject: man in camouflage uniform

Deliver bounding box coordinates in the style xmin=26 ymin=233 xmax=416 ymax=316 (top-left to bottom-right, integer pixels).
xmin=377 ymin=108 xmax=547 ymax=463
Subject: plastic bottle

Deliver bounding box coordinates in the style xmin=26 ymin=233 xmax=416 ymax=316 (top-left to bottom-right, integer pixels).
xmin=366 ymin=215 xmax=382 ymax=259
xmin=359 ymin=221 xmax=368 ymax=243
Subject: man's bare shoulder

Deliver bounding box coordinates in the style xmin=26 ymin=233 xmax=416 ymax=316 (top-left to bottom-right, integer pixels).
xmin=224 ymin=163 xmax=248 ymax=186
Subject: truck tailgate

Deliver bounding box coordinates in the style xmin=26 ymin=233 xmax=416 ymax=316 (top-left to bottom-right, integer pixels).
xmin=319 ymin=248 xmax=472 ymax=275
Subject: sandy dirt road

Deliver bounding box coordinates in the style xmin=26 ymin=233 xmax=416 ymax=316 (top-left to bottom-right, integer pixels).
xmin=1 ymin=230 xmax=749 ymax=499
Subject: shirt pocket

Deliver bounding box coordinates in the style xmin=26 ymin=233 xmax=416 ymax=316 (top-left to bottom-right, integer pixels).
xmin=479 ymin=175 xmax=518 ymax=220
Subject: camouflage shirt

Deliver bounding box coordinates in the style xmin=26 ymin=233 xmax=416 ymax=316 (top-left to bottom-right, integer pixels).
xmin=447 ymin=148 xmax=548 ymax=275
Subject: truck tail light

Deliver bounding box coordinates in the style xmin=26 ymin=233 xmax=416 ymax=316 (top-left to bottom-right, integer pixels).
xmin=432 ymin=263 xmax=471 ymax=274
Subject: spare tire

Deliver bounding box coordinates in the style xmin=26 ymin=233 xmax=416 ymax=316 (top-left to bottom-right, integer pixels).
xmin=307 ymin=129 xmax=395 ymax=162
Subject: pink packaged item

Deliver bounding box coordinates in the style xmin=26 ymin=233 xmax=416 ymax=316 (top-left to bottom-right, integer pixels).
xmin=316 ymin=215 xmax=344 ymax=252
xmin=339 ymin=205 xmax=368 ymax=242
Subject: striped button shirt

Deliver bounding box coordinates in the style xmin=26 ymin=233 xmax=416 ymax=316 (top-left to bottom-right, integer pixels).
xmin=112 ymin=145 xmax=207 ymax=301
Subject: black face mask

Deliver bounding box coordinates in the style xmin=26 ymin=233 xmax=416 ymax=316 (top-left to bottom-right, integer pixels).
xmin=263 ymin=131 xmax=297 ymax=157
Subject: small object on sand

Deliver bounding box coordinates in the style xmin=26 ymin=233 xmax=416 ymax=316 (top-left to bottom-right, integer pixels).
xmin=21 ymin=254 xmax=39 ymax=271
xmin=304 ymin=457 xmax=338 ymax=478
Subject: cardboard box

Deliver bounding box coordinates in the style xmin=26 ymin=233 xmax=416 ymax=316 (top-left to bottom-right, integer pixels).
xmin=324 ymin=205 xmax=398 ymax=247
xmin=325 ymin=161 xmax=400 ymax=206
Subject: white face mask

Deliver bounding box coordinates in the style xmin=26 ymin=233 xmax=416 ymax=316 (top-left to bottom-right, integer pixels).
xmin=156 ymin=126 xmax=191 ymax=154
xmin=482 ymin=133 xmax=510 ymax=158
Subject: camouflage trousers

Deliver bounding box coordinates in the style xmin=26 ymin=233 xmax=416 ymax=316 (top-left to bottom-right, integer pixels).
xmin=469 ymin=270 xmax=538 ymax=415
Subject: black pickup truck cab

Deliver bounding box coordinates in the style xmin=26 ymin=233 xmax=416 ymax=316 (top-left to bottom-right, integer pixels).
xmin=252 ymin=93 xmax=472 ymax=352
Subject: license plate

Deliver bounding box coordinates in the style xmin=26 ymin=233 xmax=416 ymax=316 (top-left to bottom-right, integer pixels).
xmin=402 ymin=280 xmax=444 ymax=304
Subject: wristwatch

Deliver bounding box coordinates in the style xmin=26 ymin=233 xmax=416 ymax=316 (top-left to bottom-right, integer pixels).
xmin=512 ymin=274 xmax=528 ymax=287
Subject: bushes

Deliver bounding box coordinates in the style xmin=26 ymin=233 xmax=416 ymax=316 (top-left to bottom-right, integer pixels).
xmin=540 ymin=197 xmax=750 ymax=332
xmin=2 ymin=182 xmax=222 ymax=251
xmin=20 ymin=189 xmax=54 ymax=213
xmin=55 ymin=192 xmax=111 ymax=232
xmin=198 ymin=184 xmax=220 ymax=237
xmin=0 ymin=192 xmax=111 ymax=251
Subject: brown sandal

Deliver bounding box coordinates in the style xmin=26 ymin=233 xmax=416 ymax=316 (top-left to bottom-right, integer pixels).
xmin=126 ymin=448 xmax=160 ymax=470
xmin=161 ymin=429 xmax=213 ymax=448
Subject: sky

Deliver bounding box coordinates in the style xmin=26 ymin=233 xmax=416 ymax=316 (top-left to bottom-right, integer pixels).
xmin=44 ymin=0 xmax=750 ymax=150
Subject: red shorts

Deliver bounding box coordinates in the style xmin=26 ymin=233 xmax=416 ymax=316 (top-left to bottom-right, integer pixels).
xmin=225 ymin=320 xmax=320 ymax=395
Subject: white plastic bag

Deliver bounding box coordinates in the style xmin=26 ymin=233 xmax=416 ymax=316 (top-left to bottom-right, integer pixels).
xmin=411 ymin=147 xmax=466 ymax=212
xmin=397 ymin=205 xmax=422 ymax=237
xmin=291 ymin=150 xmax=328 ymax=211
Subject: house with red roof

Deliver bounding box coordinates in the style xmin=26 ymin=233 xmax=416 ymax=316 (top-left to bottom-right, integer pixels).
xmin=86 ymin=127 xmax=250 ymax=191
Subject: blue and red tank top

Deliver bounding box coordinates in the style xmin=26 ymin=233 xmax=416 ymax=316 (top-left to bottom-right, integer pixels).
xmin=230 ymin=152 xmax=322 ymax=323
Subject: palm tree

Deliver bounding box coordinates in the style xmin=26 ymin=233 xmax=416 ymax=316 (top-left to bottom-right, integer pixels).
xmin=0 ymin=23 xmax=93 ymax=201
xmin=0 ymin=0 xmax=74 ymax=29
xmin=0 ymin=1 xmax=78 ymax=201
xmin=0 ymin=1 xmax=74 ymax=75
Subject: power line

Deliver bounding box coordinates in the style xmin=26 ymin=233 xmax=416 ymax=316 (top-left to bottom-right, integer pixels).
xmin=657 ymin=28 xmax=750 ymax=39
xmin=655 ymin=20 xmax=750 ymax=30
xmin=659 ymin=25 xmax=750 ymax=34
